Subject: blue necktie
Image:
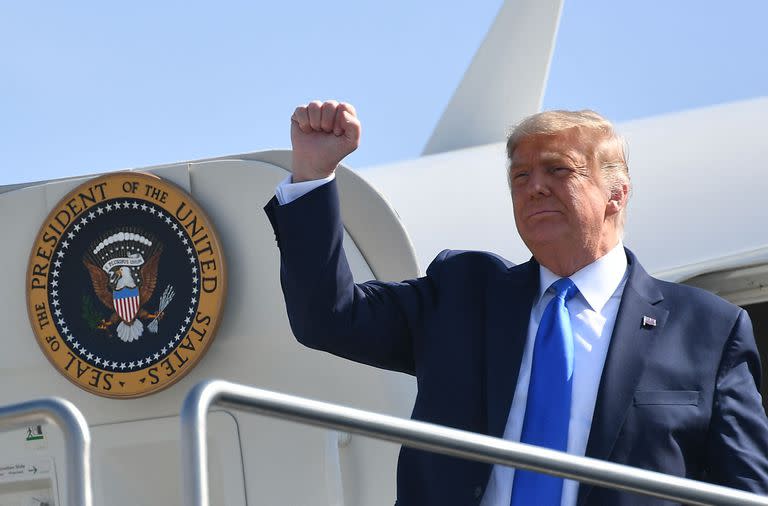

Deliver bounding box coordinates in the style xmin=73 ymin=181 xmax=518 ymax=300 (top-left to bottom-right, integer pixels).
xmin=510 ymin=278 xmax=578 ymax=506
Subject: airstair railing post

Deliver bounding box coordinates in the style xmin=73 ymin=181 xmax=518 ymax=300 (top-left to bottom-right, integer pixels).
xmin=0 ymin=397 xmax=92 ymax=506
xmin=180 ymin=380 xmax=222 ymax=506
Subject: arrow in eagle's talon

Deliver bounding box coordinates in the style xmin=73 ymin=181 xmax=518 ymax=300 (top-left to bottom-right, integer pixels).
xmin=148 ymin=284 xmax=175 ymax=333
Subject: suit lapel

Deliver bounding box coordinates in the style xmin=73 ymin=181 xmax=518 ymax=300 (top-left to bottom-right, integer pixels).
xmin=578 ymin=250 xmax=669 ymax=505
xmin=485 ymin=260 xmax=539 ymax=439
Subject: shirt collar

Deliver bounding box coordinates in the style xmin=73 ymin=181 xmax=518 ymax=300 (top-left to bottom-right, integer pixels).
xmin=537 ymin=242 xmax=628 ymax=312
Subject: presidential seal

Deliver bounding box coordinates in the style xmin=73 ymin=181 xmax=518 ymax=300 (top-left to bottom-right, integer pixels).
xmin=26 ymin=172 xmax=226 ymax=398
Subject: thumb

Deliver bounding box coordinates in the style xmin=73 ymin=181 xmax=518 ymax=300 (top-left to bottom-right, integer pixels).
xmin=338 ymin=110 xmax=361 ymax=146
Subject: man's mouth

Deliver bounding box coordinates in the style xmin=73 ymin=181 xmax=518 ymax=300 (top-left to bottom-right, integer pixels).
xmin=528 ymin=210 xmax=560 ymax=219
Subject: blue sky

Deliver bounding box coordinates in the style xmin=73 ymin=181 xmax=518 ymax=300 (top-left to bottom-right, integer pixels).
xmin=2 ymin=1 xmax=766 ymax=185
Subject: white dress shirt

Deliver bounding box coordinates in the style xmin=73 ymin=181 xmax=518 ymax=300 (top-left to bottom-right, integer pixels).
xmin=481 ymin=242 xmax=628 ymax=506
xmin=275 ymin=173 xmax=335 ymax=205
xmin=275 ymin=176 xmax=629 ymax=505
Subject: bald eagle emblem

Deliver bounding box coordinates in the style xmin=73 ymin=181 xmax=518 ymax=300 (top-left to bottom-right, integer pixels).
xmin=83 ymin=229 xmax=173 ymax=342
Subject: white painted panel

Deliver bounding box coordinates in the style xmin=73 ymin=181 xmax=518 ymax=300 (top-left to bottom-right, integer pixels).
xmin=90 ymin=412 xmax=244 ymax=506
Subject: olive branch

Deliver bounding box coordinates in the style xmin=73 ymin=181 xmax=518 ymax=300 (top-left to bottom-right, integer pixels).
xmin=81 ymin=294 xmax=104 ymax=330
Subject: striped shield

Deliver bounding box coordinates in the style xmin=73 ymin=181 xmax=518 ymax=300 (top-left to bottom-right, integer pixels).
xmin=113 ymin=287 xmax=140 ymax=323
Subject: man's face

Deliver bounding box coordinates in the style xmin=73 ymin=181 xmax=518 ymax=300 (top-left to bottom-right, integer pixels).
xmin=509 ymin=127 xmax=619 ymax=258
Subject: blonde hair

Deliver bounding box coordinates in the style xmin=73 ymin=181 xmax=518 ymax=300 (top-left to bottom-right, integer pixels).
xmin=506 ymin=110 xmax=631 ymax=225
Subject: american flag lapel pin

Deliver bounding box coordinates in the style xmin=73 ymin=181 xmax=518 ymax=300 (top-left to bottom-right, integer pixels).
xmin=642 ymin=315 xmax=657 ymax=328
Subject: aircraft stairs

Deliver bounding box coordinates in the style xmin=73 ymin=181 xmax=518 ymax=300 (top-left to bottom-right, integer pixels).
xmin=0 ymin=380 xmax=766 ymax=506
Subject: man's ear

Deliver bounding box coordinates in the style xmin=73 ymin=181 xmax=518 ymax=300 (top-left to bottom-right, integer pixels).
xmin=606 ymin=182 xmax=629 ymax=217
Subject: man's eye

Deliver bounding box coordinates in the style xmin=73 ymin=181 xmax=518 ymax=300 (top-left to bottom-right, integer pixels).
xmin=512 ymin=172 xmax=528 ymax=180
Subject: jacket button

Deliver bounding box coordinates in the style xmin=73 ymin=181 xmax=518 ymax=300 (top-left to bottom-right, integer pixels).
xmin=473 ymin=485 xmax=483 ymax=498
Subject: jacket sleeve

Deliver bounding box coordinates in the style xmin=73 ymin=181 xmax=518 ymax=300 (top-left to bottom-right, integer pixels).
xmin=264 ymin=179 xmax=441 ymax=375
xmin=707 ymin=308 xmax=768 ymax=492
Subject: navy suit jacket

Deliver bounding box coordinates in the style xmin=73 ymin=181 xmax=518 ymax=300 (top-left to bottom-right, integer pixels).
xmin=265 ymin=180 xmax=768 ymax=505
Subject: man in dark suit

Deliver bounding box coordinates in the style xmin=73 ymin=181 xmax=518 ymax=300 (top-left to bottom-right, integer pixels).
xmin=264 ymin=100 xmax=768 ymax=505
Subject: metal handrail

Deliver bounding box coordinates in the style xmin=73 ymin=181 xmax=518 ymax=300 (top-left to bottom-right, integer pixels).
xmin=0 ymin=397 xmax=92 ymax=506
xmin=180 ymin=379 xmax=768 ymax=506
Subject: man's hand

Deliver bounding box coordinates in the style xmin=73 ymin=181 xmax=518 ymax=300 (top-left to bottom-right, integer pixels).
xmin=290 ymin=100 xmax=361 ymax=182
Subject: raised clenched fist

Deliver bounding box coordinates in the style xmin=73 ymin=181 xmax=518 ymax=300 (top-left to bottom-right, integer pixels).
xmin=290 ymin=100 xmax=361 ymax=182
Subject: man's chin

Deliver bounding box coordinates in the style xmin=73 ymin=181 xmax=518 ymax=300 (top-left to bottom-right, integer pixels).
xmin=521 ymin=227 xmax=566 ymax=247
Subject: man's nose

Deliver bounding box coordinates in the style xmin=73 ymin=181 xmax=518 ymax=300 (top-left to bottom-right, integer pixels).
xmin=527 ymin=169 xmax=550 ymax=198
